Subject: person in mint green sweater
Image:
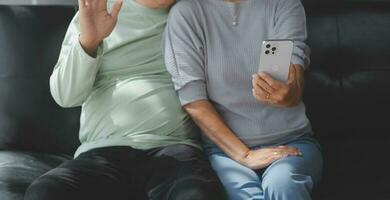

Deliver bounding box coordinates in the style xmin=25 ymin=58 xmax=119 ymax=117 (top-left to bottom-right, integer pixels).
xmin=23 ymin=0 xmax=225 ymax=200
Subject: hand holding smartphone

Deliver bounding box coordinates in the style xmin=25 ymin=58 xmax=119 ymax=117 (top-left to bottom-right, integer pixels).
xmin=258 ymin=40 xmax=293 ymax=82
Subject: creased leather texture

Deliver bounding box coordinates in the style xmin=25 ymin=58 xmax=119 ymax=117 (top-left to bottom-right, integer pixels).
xmin=303 ymin=1 xmax=390 ymax=199
xmin=0 ymin=1 xmax=390 ymax=199
xmin=0 ymin=6 xmax=80 ymax=199
xmin=0 ymin=6 xmax=80 ymax=154
xmin=0 ymin=151 xmax=71 ymax=200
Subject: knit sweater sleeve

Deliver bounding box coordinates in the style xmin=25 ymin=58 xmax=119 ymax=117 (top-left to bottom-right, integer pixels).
xmin=271 ymin=0 xmax=311 ymax=69
xmin=50 ymin=13 xmax=103 ymax=108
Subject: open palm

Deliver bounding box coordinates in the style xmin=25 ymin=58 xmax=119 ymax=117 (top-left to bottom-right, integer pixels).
xmin=79 ymin=0 xmax=123 ymax=47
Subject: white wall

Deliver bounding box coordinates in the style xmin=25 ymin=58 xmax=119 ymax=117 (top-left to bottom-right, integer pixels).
xmin=0 ymin=0 xmax=77 ymax=5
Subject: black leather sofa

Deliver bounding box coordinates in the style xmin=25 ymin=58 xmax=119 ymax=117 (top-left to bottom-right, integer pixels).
xmin=0 ymin=1 xmax=389 ymax=199
xmin=303 ymin=0 xmax=390 ymax=199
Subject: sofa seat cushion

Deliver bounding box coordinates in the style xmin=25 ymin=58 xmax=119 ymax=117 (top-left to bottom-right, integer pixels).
xmin=0 ymin=151 xmax=71 ymax=200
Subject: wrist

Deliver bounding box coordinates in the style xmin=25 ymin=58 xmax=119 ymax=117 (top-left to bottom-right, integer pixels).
xmin=79 ymin=35 xmax=101 ymax=57
xmin=237 ymin=149 xmax=251 ymax=166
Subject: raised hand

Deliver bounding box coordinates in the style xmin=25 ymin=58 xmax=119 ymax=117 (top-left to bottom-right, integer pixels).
xmin=241 ymin=146 xmax=302 ymax=170
xmin=252 ymin=64 xmax=305 ymax=107
xmin=78 ymin=0 xmax=123 ymax=56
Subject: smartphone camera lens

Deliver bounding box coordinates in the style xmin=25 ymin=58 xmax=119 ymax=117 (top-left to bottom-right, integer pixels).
xmin=266 ymin=44 xmax=271 ymax=48
xmin=265 ymin=50 xmax=270 ymax=55
xmin=272 ymin=47 xmax=277 ymax=51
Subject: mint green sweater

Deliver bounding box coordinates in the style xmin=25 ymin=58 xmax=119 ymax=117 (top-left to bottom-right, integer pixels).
xmin=50 ymin=0 xmax=201 ymax=158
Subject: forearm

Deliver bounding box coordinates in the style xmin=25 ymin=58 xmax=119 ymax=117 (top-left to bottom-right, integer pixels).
xmin=50 ymin=36 xmax=100 ymax=108
xmin=50 ymin=43 xmax=98 ymax=107
xmin=294 ymin=64 xmax=305 ymax=90
xmin=184 ymin=100 xmax=250 ymax=163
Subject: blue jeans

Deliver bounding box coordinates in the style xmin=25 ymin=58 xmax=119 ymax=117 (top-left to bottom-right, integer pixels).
xmin=206 ymin=136 xmax=323 ymax=200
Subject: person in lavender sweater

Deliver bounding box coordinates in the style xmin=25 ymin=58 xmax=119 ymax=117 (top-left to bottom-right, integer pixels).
xmin=164 ymin=0 xmax=323 ymax=199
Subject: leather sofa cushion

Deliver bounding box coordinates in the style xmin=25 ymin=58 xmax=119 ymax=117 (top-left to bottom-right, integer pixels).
xmin=0 ymin=6 xmax=80 ymax=155
xmin=303 ymin=0 xmax=390 ymax=138
xmin=0 ymin=151 xmax=71 ymax=200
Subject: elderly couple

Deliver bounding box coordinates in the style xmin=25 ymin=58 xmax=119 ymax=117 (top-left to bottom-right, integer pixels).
xmin=24 ymin=0 xmax=322 ymax=200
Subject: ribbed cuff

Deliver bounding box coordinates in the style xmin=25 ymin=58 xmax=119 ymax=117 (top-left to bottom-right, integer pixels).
xmin=178 ymin=81 xmax=208 ymax=106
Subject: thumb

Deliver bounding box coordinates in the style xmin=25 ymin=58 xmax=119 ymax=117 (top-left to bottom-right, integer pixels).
xmin=111 ymin=0 xmax=123 ymax=19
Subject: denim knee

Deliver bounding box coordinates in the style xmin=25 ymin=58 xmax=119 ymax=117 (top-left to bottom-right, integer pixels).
xmin=262 ymin=172 xmax=313 ymax=200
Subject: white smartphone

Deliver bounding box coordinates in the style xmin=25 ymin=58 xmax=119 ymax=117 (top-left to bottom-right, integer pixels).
xmin=258 ymin=40 xmax=293 ymax=82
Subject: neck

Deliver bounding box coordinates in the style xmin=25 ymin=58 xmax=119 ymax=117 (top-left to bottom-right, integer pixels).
xmin=135 ymin=0 xmax=171 ymax=9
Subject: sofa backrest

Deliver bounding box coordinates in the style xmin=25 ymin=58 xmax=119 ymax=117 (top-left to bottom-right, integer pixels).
xmin=303 ymin=0 xmax=390 ymax=139
xmin=0 ymin=6 xmax=80 ymax=155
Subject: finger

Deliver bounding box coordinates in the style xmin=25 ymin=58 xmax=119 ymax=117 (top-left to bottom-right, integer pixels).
xmin=78 ymin=0 xmax=86 ymax=7
xmin=258 ymin=72 xmax=283 ymax=90
xmin=110 ymin=0 xmax=123 ymax=18
xmin=252 ymin=84 xmax=280 ymax=105
xmin=266 ymin=154 xmax=288 ymax=165
xmin=252 ymin=81 xmax=268 ymax=97
xmin=273 ymin=153 xmax=289 ymax=160
xmin=265 ymin=146 xmax=287 ymax=152
xmin=285 ymin=146 xmax=300 ymax=153
xmin=275 ymin=145 xmax=288 ymax=149
xmin=287 ymin=146 xmax=303 ymax=156
xmin=253 ymin=74 xmax=275 ymax=93
xmin=91 ymin=0 xmax=105 ymax=9
xmin=97 ymin=0 xmax=108 ymax=8
xmin=271 ymin=148 xmax=285 ymax=155
xmin=84 ymin=0 xmax=92 ymax=7
xmin=252 ymin=86 xmax=272 ymax=104
xmin=280 ymin=146 xmax=298 ymax=153
xmin=269 ymin=148 xmax=298 ymax=157
xmin=283 ymin=147 xmax=302 ymax=156
xmin=266 ymin=149 xmax=286 ymax=157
